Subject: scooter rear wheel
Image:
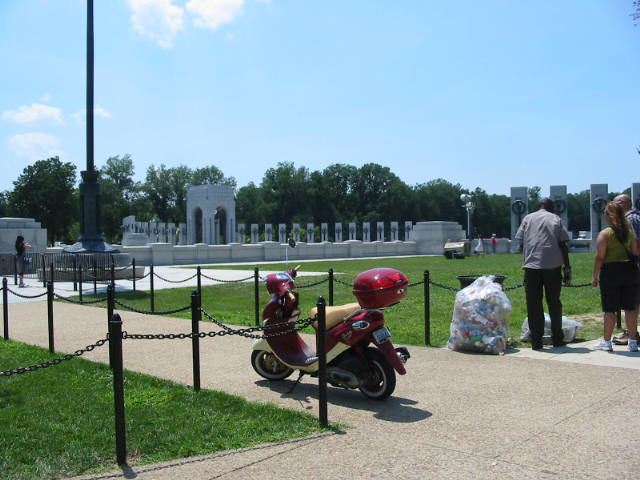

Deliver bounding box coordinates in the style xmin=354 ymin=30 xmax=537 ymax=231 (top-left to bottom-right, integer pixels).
xmin=251 ymin=350 xmax=294 ymax=380
xmin=358 ymin=347 xmax=396 ymax=400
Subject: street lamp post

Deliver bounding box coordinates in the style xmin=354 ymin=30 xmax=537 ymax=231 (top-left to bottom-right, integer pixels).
xmin=460 ymin=194 xmax=475 ymax=240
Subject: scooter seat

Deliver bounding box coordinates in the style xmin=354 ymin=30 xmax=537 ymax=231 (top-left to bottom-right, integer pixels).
xmin=309 ymin=302 xmax=361 ymax=330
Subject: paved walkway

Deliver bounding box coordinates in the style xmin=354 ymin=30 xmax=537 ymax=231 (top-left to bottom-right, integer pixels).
xmin=2 ymin=266 xmax=640 ymax=479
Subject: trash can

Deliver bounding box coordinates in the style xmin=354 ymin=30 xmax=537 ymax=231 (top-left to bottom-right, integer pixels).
xmin=456 ymin=275 xmax=506 ymax=290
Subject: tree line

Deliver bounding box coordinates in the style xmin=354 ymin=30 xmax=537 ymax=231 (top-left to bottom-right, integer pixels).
xmin=0 ymin=154 xmax=609 ymax=244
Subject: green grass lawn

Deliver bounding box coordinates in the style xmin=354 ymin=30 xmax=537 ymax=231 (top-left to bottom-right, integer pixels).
xmin=101 ymin=252 xmax=607 ymax=347
xmin=0 ymin=340 xmax=327 ymax=480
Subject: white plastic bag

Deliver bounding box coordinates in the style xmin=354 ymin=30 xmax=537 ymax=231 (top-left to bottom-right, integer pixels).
xmin=447 ymin=275 xmax=512 ymax=355
xmin=520 ymin=313 xmax=582 ymax=344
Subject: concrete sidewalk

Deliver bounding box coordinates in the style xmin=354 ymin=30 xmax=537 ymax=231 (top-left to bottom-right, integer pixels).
xmin=2 ymin=297 xmax=639 ymax=480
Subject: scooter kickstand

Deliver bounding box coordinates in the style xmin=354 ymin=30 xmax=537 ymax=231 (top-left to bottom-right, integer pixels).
xmin=286 ymin=371 xmax=305 ymax=394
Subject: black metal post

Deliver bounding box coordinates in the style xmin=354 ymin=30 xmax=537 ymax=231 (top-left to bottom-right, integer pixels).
xmin=191 ymin=290 xmax=201 ymax=392
xmin=72 ymin=256 xmax=78 ymax=291
xmin=109 ymin=313 xmax=127 ymax=466
xmin=149 ymin=264 xmax=155 ymax=313
xmin=132 ymin=258 xmax=136 ymax=292
xmin=110 ymin=258 xmax=115 ymax=288
xmin=47 ymin=281 xmax=55 ymax=353
xmin=93 ymin=258 xmax=97 ymax=295
xmin=328 ymin=268 xmax=334 ymax=306
xmin=50 ymin=263 xmax=55 ymax=285
xmin=13 ymin=256 xmax=17 ymax=285
xmin=254 ymin=267 xmax=260 ymax=326
xmin=197 ymin=266 xmax=202 ymax=298
xmin=107 ymin=284 xmax=115 ymax=369
xmin=3 ymin=278 xmax=8 ymax=340
xmin=316 ymin=296 xmax=328 ymax=427
xmin=41 ymin=255 xmax=46 ymax=288
xmin=424 ymin=270 xmax=431 ymax=346
xmin=78 ymin=262 xmax=84 ymax=302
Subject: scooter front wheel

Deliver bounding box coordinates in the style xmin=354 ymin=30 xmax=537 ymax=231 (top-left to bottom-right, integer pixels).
xmin=358 ymin=347 xmax=396 ymax=400
xmin=251 ymin=350 xmax=294 ymax=380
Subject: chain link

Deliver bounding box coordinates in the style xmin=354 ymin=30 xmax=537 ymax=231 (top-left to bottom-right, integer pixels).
xmin=296 ymin=277 xmax=329 ymax=288
xmin=5 ymin=288 xmax=48 ymax=299
xmin=113 ymin=299 xmax=191 ymax=316
xmin=0 ymin=338 xmax=108 ymax=377
xmin=54 ymin=292 xmax=107 ymax=304
xmin=200 ymin=272 xmax=255 ymax=283
xmin=152 ymin=272 xmax=198 ymax=283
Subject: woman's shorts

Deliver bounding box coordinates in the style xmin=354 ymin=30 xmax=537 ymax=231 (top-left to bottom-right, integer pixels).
xmin=599 ymin=261 xmax=639 ymax=312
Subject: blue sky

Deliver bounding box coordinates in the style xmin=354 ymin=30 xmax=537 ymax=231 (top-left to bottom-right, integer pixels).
xmin=1 ymin=0 xmax=638 ymax=197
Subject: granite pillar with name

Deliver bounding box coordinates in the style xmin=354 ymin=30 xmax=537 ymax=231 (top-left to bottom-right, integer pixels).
xmin=278 ymin=224 xmax=287 ymax=243
xmin=250 ymin=224 xmax=259 ymax=243
xmin=348 ymin=222 xmax=356 ymax=240
xmin=362 ymin=222 xmax=370 ymax=242
xmin=510 ymin=186 xmax=529 ymax=253
xmin=376 ymin=222 xmax=384 ymax=241
xmin=550 ymin=185 xmax=568 ymax=232
xmin=590 ymin=184 xmax=608 ymax=251
xmin=404 ymin=221 xmax=412 ymax=241
xmin=307 ymin=223 xmax=314 ymax=242
xmin=390 ymin=222 xmax=399 ymax=241
xmin=334 ymin=222 xmax=343 ymax=242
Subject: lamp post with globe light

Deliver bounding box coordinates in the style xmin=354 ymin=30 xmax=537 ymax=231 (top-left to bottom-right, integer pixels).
xmin=460 ymin=194 xmax=474 ymax=240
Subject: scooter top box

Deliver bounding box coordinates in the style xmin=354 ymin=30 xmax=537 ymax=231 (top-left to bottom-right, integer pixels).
xmin=352 ymin=268 xmax=408 ymax=309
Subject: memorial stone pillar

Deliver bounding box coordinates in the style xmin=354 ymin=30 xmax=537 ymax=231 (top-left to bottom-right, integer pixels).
xmin=334 ymin=222 xmax=343 ymax=242
xmin=307 ymin=223 xmax=315 ymax=242
xmin=362 ymin=222 xmax=370 ymax=242
xmin=250 ymin=224 xmax=259 ymax=243
xmin=278 ymin=224 xmax=287 ymax=243
xmin=390 ymin=222 xmax=399 ymax=241
xmin=293 ymin=223 xmax=300 ymax=242
xmin=348 ymin=222 xmax=356 ymax=240
xmin=590 ymin=184 xmax=608 ymax=251
xmin=264 ymin=224 xmax=272 ymax=242
xmin=550 ymin=185 xmax=568 ymax=232
xmin=510 ymin=187 xmax=529 ymax=253
xmin=376 ymin=222 xmax=384 ymax=241
xmin=321 ymin=223 xmax=328 ymax=242
xmin=404 ymin=221 xmax=413 ymax=241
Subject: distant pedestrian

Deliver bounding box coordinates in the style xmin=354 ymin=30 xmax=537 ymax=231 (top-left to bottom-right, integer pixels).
xmin=591 ymin=201 xmax=639 ymax=352
xmin=490 ymin=234 xmax=497 ymax=254
xmin=611 ymin=194 xmax=640 ymax=345
xmin=473 ymin=234 xmax=484 ymax=255
xmin=15 ymin=235 xmax=31 ymax=287
xmin=515 ymin=198 xmax=572 ymax=350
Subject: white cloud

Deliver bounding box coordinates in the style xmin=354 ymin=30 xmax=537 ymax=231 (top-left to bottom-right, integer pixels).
xmin=39 ymin=93 xmax=52 ymax=102
xmin=2 ymin=103 xmax=64 ymax=126
xmin=94 ymin=105 xmax=112 ymax=118
xmin=127 ymin=0 xmax=184 ymax=48
xmin=8 ymin=133 xmax=64 ymax=160
xmin=186 ymin=0 xmax=244 ymax=30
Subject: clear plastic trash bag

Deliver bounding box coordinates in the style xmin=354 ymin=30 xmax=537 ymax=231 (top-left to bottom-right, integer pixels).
xmin=520 ymin=313 xmax=582 ymax=344
xmin=448 ymin=275 xmax=511 ymax=355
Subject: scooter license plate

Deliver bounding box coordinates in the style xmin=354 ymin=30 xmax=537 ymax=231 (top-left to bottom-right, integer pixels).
xmin=373 ymin=327 xmax=391 ymax=343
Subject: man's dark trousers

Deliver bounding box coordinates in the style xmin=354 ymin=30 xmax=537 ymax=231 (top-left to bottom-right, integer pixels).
xmin=524 ymin=267 xmax=564 ymax=348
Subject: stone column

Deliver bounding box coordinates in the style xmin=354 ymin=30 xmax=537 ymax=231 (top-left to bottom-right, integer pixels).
xmin=237 ymin=224 xmax=245 ymax=243
xmin=376 ymin=222 xmax=384 ymax=241
xmin=306 ymin=223 xmax=314 ymax=242
xmin=334 ymin=222 xmax=343 ymax=242
xmin=292 ymin=223 xmax=300 ymax=242
xmin=348 ymin=222 xmax=356 ymax=240
xmin=590 ymin=184 xmax=608 ymax=251
xmin=362 ymin=222 xmax=370 ymax=242
xmin=321 ymin=223 xmax=328 ymax=242
xmin=250 ymin=224 xmax=259 ymax=243
xmin=510 ymin=187 xmax=529 ymax=252
xmin=278 ymin=224 xmax=287 ymax=243
xmin=264 ymin=224 xmax=272 ymax=242
xmin=390 ymin=222 xmax=399 ymax=241
xmin=404 ymin=221 xmax=413 ymax=241
xmin=550 ymin=185 xmax=568 ymax=232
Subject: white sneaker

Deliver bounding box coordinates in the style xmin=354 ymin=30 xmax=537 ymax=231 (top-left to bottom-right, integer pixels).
xmin=593 ymin=340 xmax=613 ymax=352
xmin=629 ymin=340 xmax=638 ymax=352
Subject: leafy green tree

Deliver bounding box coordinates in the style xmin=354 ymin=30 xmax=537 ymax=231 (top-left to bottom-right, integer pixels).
xmin=192 ymin=166 xmax=237 ymax=188
xmin=0 ymin=191 xmax=9 ymax=217
xmin=412 ymin=178 xmax=464 ymax=223
xmin=236 ymin=182 xmax=268 ymax=224
xmin=143 ymin=164 xmax=175 ymax=222
xmin=567 ymin=190 xmax=590 ymax=233
xmin=100 ymin=154 xmax=142 ymax=242
xmin=9 ymin=156 xmax=77 ymax=243
xmin=260 ymin=162 xmax=310 ymax=224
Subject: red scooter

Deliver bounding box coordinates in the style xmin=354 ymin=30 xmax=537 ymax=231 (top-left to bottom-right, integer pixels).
xmin=251 ymin=267 xmax=410 ymax=400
